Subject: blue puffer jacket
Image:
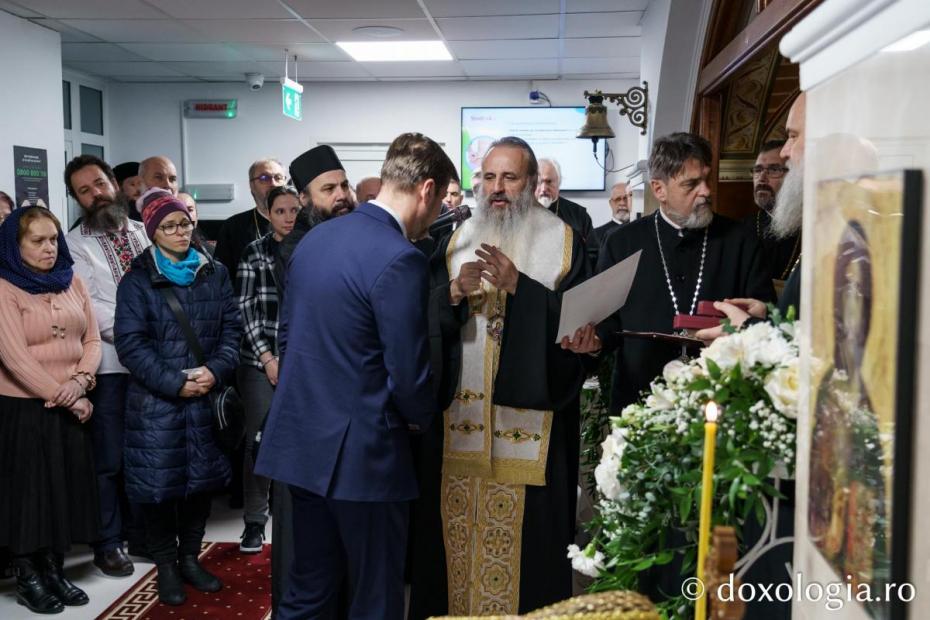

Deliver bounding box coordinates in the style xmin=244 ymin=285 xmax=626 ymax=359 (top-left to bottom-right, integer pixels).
xmin=114 ymin=247 xmax=241 ymax=504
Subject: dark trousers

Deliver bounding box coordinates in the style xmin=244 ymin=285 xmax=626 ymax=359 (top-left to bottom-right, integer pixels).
xmin=141 ymin=493 xmax=212 ymax=565
xmin=88 ymin=374 xmax=131 ymax=552
xmin=279 ymin=486 xmax=407 ymax=620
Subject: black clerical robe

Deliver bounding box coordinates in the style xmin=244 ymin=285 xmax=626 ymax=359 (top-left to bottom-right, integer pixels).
xmin=409 ymin=210 xmax=590 ymax=618
xmin=548 ymin=196 xmax=593 ymax=247
xmin=741 ymin=209 xmax=801 ymax=291
xmin=214 ymin=207 xmax=270 ymax=277
xmin=596 ymin=212 xmax=774 ymax=413
xmin=589 ymin=219 xmax=624 ymax=266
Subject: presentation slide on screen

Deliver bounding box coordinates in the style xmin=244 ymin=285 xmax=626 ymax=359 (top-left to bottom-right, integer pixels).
xmin=461 ymin=107 xmax=606 ymax=191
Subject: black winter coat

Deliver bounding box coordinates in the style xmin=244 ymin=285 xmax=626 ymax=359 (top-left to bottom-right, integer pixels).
xmin=114 ymin=248 xmax=241 ymax=503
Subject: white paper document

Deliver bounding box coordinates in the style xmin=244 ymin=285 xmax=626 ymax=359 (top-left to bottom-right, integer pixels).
xmin=555 ymin=250 xmax=642 ymax=343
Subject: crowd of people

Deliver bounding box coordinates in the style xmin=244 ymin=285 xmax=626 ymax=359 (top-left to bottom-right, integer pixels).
xmin=0 ymin=93 xmax=807 ymax=619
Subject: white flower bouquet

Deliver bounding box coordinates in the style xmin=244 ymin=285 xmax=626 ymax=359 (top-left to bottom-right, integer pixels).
xmin=577 ymin=313 xmax=799 ymax=617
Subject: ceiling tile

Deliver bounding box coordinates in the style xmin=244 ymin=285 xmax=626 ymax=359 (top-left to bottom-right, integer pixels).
xmin=61 ymin=42 xmax=148 ymax=62
xmin=564 ymin=12 xmax=641 ymax=37
xmin=309 ymin=18 xmax=437 ymax=41
xmin=29 ymin=18 xmax=103 ymax=42
xmin=447 ymin=39 xmax=559 ymax=60
xmin=460 ymin=58 xmax=559 ymax=77
xmin=437 ymin=15 xmax=559 ymax=40
xmin=561 ymin=57 xmax=639 ymax=74
xmin=65 ymin=60 xmax=189 ymax=77
xmin=0 ymin=1 xmax=44 ymax=18
xmin=250 ymin=60 xmax=371 ymax=79
xmin=184 ymin=19 xmax=324 ymax=44
xmin=563 ymin=37 xmax=640 ymax=58
xmin=288 ymin=0 xmax=426 ymax=19
xmin=146 ymin=0 xmax=293 ymax=19
xmin=58 ymin=19 xmax=205 ymax=42
xmin=163 ymin=60 xmax=263 ymax=77
xmin=361 ymin=61 xmax=464 ymax=78
xmin=562 ymin=72 xmax=639 ymax=81
xmin=232 ymin=43 xmax=349 ymax=62
xmin=423 ymin=0 xmax=559 ymax=18
xmin=109 ymin=75 xmax=204 ymax=82
xmin=12 ymin=0 xmax=166 ymax=19
xmin=566 ymin=0 xmax=649 ymax=11
xmin=121 ymin=43 xmax=249 ymax=62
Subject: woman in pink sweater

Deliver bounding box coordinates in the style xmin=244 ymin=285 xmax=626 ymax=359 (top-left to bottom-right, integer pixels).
xmin=0 ymin=207 xmax=102 ymax=615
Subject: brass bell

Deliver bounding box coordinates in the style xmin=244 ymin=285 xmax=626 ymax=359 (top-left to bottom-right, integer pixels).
xmin=577 ymin=91 xmax=615 ymax=140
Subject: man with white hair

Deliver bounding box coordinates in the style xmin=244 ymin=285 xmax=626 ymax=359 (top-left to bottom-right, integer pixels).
xmin=589 ymin=181 xmax=632 ymax=264
xmin=535 ymin=157 xmax=594 ymax=256
xmin=409 ymin=137 xmax=597 ymax=617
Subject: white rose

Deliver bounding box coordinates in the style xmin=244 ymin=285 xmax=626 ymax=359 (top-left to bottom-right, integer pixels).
xmin=765 ymin=358 xmax=799 ymax=418
xmin=701 ymin=332 xmax=744 ymax=371
xmin=567 ymin=544 xmax=605 ymax=578
xmin=645 ymin=384 xmax=676 ymax=411
xmin=662 ymin=359 xmax=689 ymax=384
xmin=600 ymin=428 xmax=627 ymax=461
xmin=594 ymin=458 xmax=622 ymax=500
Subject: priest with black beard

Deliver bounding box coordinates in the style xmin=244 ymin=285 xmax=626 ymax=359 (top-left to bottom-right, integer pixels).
xmin=408 ymin=137 xmax=598 ymax=618
xmin=741 ymin=140 xmax=801 ymax=297
xmin=594 ymin=132 xmax=774 ymax=415
xmin=273 ymin=145 xmax=356 ymax=292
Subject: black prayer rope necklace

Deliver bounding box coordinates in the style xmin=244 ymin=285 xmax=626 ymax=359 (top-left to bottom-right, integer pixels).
xmin=654 ymin=211 xmax=708 ymax=316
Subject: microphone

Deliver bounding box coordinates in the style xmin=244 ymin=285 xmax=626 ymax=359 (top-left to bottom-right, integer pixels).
xmin=429 ymin=205 xmax=471 ymax=235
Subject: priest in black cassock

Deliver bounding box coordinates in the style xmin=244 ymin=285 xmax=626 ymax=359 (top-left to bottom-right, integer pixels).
xmin=408 ymin=137 xmax=597 ymax=618
xmin=536 ymin=158 xmax=594 ymax=259
xmin=589 ymin=181 xmax=632 ymax=265
xmin=594 ymin=132 xmax=774 ymax=414
xmin=741 ymin=139 xmax=801 ymax=297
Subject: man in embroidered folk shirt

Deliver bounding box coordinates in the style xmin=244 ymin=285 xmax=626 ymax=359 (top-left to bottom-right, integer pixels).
xmin=409 ymin=137 xmax=598 ymax=618
xmin=64 ymin=155 xmax=151 ymax=577
xmin=594 ymin=133 xmax=774 ymax=415
xmin=741 ymin=140 xmax=801 ymax=296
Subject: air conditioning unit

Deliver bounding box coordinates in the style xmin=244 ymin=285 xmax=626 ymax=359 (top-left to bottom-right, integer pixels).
xmin=184 ymin=184 xmax=236 ymax=202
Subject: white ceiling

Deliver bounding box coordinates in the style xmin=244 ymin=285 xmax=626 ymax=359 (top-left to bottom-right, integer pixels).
xmin=0 ymin=0 xmax=647 ymax=83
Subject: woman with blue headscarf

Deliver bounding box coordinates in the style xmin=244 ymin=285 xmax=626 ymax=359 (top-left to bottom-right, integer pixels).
xmin=0 ymin=206 xmax=102 ymax=614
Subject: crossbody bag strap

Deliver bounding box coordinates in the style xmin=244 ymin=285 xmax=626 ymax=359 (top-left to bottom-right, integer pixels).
xmin=157 ymin=286 xmax=207 ymax=367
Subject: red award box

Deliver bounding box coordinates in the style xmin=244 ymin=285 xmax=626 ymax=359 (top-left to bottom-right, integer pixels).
xmin=673 ymin=314 xmax=720 ymax=330
xmin=695 ymin=301 xmax=726 ymax=317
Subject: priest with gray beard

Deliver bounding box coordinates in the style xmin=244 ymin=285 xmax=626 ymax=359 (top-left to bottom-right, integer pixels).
xmin=594 ymin=132 xmax=774 ymax=416
xmin=409 ymin=136 xmax=597 ymax=618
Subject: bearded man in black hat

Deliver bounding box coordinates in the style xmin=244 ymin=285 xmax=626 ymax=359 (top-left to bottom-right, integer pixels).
xmin=112 ymin=162 xmax=144 ymax=221
xmin=274 ymin=145 xmax=356 ymax=289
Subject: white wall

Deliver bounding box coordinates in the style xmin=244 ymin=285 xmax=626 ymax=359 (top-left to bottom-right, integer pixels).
xmin=107 ymin=78 xmax=641 ymax=227
xmin=0 ymin=11 xmax=66 ymax=222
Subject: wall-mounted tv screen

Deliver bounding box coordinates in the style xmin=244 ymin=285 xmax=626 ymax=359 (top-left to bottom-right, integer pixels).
xmin=460 ymin=106 xmax=606 ymax=192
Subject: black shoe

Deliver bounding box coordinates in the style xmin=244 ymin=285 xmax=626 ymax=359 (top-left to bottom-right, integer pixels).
xmin=155 ymin=563 xmax=186 ymax=606
xmin=94 ymin=548 xmax=135 ymax=577
xmin=239 ymin=523 xmax=265 ymax=554
xmin=178 ymin=555 xmax=222 ymax=593
xmin=16 ymin=573 xmax=65 ymax=614
xmin=34 ymin=552 xmax=88 ymax=607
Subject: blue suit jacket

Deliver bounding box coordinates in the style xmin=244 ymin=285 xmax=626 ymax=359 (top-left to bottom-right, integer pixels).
xmin=255 ymin=203 xmax=435 ymax=502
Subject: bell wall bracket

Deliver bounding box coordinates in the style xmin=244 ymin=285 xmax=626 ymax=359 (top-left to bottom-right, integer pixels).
xmin=585 ymin=81 xmax=649 ymax=136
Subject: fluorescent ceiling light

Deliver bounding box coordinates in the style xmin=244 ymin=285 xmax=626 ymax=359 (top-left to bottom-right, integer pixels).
xmin=881 ymin=29 xmax=930 ymax=52
xmin=336 ymin=40 xmax=452 ymax=62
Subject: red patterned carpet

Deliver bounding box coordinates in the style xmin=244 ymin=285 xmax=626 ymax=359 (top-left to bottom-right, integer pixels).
xmin=96 ymin=542 xmax=271 ymax=620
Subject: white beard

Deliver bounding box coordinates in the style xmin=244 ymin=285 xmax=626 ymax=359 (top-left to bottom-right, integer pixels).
xmin=471 ymin=183 xmax=534 ymax=262
xmin=771 ymin=157 xmax=803 ymax=239
xmin=537 ymin=195 xmax=554 ymax=208
xmin=663 ymin=201 xmax=713 ymax=229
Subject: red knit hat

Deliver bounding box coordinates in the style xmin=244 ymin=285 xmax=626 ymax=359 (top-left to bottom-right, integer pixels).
xmin=138 ymin=188 xmax=190 ymax=239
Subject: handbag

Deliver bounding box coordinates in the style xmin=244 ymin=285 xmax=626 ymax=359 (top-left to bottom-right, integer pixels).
xmin=157 ymin=286 xmax=245 ymax=454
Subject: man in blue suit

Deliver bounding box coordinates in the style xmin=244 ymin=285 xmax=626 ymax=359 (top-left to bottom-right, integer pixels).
xmin=256 ymin=132 xmax=458 ymax=619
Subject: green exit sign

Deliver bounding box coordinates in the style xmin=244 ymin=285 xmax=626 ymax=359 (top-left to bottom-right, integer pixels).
xmin=281 ymin=77 xmax=303 ymax=121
